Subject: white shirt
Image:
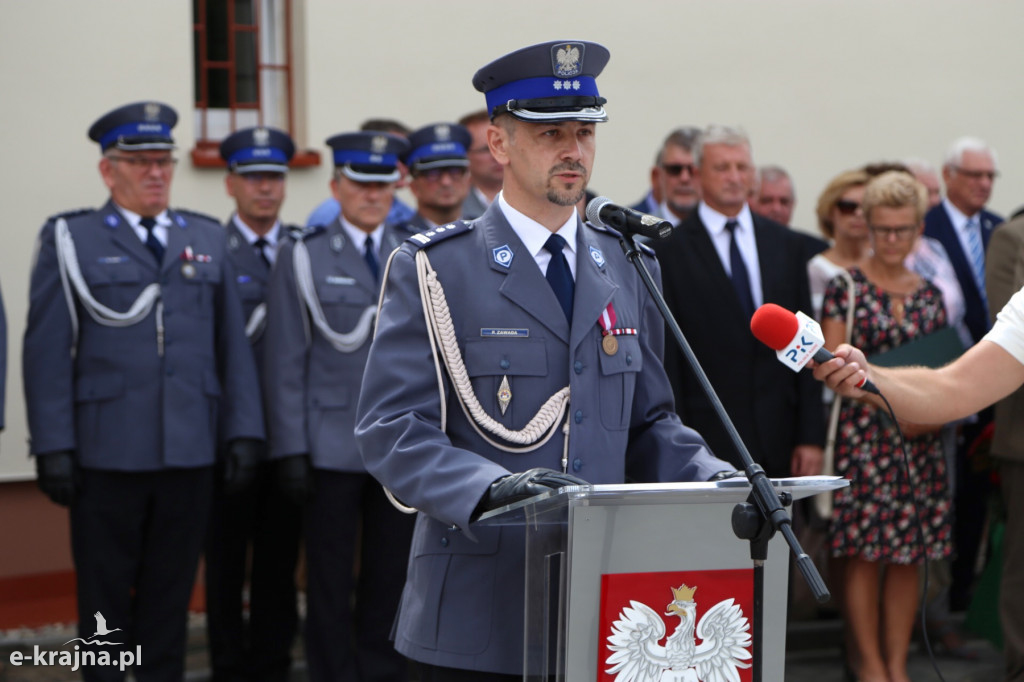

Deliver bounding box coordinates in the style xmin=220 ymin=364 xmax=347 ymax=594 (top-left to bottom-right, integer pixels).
xmin=117 ymin=205 xmax=169 ymax=248
xmin=697 ymin=201 xmax=763 ymax=309
xmin=497 ymin=192 xmax=577 ymax=280
xmin=339 ymin=217 xmax=385 ymax=259
xmin=985 ymin=285 xmax=1024 ymax=366
xmin=232 ymin=214 xmax=282 ymax=266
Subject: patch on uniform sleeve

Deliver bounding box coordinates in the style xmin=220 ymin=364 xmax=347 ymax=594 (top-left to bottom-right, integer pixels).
xmin=405 ymin=220 xmax=473 ymax=250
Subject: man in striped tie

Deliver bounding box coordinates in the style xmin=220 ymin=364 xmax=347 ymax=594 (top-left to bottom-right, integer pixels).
xmin=923 ymin=136 xmax=1004 ymax=614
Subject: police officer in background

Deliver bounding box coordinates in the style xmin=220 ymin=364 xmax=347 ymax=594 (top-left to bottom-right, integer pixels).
xmin=401 ymin=123 xmax=473 ymax=232
xmin=23 ymin=101 xmax=264 ymax=681
xmin=204 ymin=127 xmax=303 ymax=682
xmin=263 ymin=131 xmax=417 ymax=681
xmin=354 ymin=42 xmax=732 ymax=681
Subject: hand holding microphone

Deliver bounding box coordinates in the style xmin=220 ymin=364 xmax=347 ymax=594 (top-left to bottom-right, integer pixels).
xmin=750 ymin=303 xmax=879 ymax=396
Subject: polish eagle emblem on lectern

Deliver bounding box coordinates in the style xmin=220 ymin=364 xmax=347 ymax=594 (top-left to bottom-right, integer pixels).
xmin=605 ymin=584 xmax=752 ymax=682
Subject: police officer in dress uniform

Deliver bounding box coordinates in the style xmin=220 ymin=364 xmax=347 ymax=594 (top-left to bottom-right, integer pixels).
xmin=204 ymin=127 xmax=303 ymax=682
xmin=263 ymin=131 xmax=417 ymax=682
xmin=401 ymin=123 xmax=473 ymax=232
xmin=23 ymin=101 xmax=264 ymax=682
xmin=354 ymin=42 xmax=733 ymax=681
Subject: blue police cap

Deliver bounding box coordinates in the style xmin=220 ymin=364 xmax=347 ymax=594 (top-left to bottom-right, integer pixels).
xmin=326 ymin=132 xmax=410 ymax=183
xmin=219 ymin=127 xmax=296 ymax=174
xmin=88 ymin=101 xmax=178 ymax=151
xmin=472 ymin=41 xmax=610 ymax=123
xmin=404 ymin=123 xmax=471 ymax=172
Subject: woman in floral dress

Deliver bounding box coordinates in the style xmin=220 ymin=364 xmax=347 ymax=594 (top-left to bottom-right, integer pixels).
xmin=821 ymin=171 xmax=953 ymax=682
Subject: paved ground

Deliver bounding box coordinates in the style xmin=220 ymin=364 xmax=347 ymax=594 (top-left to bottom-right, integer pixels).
xmin=0 ymin=615 xmax=1003 ymax=681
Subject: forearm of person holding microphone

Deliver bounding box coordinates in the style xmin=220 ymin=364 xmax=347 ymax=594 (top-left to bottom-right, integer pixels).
xmin=812 ymin=284 xmax=1024 ymax=426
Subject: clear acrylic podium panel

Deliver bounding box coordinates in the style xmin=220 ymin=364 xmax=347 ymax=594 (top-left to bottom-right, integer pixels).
xmin=477 ymin=476 xmax=848 ymax=682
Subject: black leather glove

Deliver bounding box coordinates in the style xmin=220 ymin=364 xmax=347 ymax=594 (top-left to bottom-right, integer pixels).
xmin=36 ymin=451 xmax=77 ymax=507
xmin=223 ymin=438 xmax=263 ymax=495
xmin=475 ymin=467 xmax=587 ymax=517
xmin=278 ymin=453 xmax=313 ymax=505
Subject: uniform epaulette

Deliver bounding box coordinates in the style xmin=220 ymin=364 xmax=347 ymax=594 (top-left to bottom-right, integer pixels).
xmin=584 ymin=220 xmax=656 ymax=257
xmin=172 ymin=208 xmax=221 ymax=225
xmin=286 ymin=223 xmax=317 ymax=238
xmin=46 ymin=208 xmax=92 ymax=222
xmin=405 ymin=220 xmax=474 ymax=251
xmin=293 ymin=224 xmax=325 ymax=241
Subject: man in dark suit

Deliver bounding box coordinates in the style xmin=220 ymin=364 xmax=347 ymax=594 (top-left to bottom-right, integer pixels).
xmin=924 ymin=137 xmax=1003 ymax=609
xmin=401 ymin=123 xmax=473 ymax=232
xmin=263 ymin=131 xmax=418 ymax=681
xmin=925 ymin=137 xmax=1003 ymax=346
xmin=204 ymin=127 xmax=303 ymax=682
xmin=23 ymin=101 xmax=264 ymax=681
xmin=631 ymin=126 xmax=702 ymax=226
xmin=355 ymin=41 xmax=732 ymax=682
xmin=653 ymin=125 xmax=824 ymax=479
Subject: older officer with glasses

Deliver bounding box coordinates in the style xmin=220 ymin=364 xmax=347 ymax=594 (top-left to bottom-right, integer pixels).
xmin=23 ymin=101 xmax=263 ymax=681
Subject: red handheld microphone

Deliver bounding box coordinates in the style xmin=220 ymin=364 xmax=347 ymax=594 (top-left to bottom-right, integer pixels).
xmin=750 ymin=303 xmax=879 ymax=394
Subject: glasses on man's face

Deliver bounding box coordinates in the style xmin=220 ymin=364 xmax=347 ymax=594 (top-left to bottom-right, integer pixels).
xmin=834 ymin=199 xmax=862 ymax=216
xmin=954 ymin=166 xmax=999 ymax=182
xmin=415 ymin=167 xmax=468 ymax=182
xmin=109 ymin=155 xmax=178 ymax=171
xmin=661 ymin=163 xmax=695 ymax=177
xmin=870 ymin=225 xmax=916 ymax=240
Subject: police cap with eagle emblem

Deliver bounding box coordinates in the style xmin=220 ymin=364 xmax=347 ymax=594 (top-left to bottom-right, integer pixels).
xmin=88 ymin=101 xmax=178 ymax=151
xmin=219 ymin=126 xmax=296 ymax=174
xmin=326 ymin=131 xmax=411 ymax=183
xmin=472 ymin=40 xmax=610 ymax=123
xmin=403 ymin=123 xmax=472 ymax=173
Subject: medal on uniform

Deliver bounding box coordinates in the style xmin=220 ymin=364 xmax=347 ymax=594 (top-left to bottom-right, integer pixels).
xmin=181 ymin=262 xmax=197 ymax=279
xmin=598 ymin=302 xmax=618 ymax=355
xmin=497 ymin=375 xmax=512 ymax=415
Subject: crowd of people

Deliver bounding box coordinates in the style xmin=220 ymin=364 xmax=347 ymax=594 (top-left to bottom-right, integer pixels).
xmin=12 ymin=37 xmax=1023 ymax=682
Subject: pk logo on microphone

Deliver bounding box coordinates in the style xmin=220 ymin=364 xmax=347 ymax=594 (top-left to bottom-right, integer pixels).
xmin=775 ymin=312 xmax=825 ymax=371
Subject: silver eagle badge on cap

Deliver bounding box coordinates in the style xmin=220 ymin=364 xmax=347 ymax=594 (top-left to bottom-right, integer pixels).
xmin=253 ymin=127 xmax=270 ymax=146
xmin=551 ymin=43 xmax=584 ymax=77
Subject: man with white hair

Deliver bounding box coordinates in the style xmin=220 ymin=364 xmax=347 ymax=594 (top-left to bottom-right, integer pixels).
xmin=924 ymin=136 xmax=1004 ymax=613
xmin=926 ymin=137 xmax=1003 ymax=346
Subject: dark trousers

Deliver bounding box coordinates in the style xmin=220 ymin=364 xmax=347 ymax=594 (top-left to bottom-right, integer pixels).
xmin=951 ymin=414 xmax=994 ymax=610
xmin=417 ymin=662 xmax=520 ymax=682
xmin=205 ymin=461 xmax=303 ymax=682
xmin=1000 ymin=459 xmax=1024 ymax=680
xmin=303 ymin=470 xmax=416 ymax=682
xmin=71 ymin=467 xmax=213 ymax=682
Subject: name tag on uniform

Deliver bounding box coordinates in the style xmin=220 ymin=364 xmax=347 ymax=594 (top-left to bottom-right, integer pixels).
xmin=98 ymin=256 xmax=129 ymax=264
xmin=480 ymin=328 xmax=530 ymax=338
xmin=326 ymin=275 xmax=356 ymax=286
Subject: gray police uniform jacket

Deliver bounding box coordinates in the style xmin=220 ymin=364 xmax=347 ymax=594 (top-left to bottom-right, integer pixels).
xmin=263 ymin=218 xmax=412 ymax=471
xmin=23 ymin=200 xmax=265 ymax=470
xmin=354 ymin=202 xmax=728 ymax=674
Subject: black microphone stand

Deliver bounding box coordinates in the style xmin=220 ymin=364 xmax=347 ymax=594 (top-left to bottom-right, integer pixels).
xmin=615 ymin=231 xmax=829 ymax=682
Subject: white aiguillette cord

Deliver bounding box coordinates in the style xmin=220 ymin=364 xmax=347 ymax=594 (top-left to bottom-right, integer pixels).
xmin=55 ymin=217 xmax=164 ymax=357
xmin=374 ymin=248 xmax=573 ymax=514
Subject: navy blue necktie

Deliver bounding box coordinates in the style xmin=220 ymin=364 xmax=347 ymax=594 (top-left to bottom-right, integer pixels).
xmin=363 ymin=235 xmax=380 ymax=282
xmin=725 ymin=220 xmax=754 ymax=319
xmin=544 ymin=233 xmax=574 ymax=321
xmin=254 ymin=237 xmax=271 ymax=268
xmin=139 ymin=216 xmax=164 ymax=264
